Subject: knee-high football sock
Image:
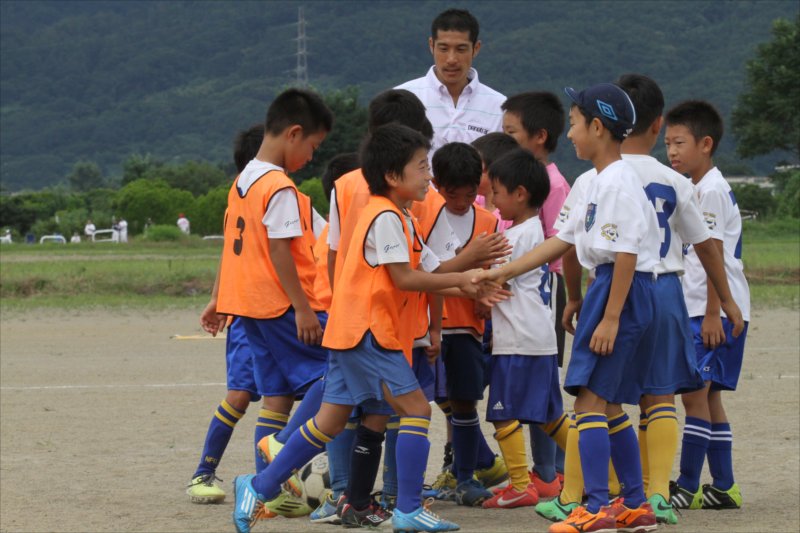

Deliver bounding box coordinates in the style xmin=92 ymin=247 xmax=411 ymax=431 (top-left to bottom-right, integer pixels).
xmin=276 ymin=379 xmax=324 ymax=444
xmin=608 ymin=412 xmax=645 ymax=508
xmin=252 ymin=418 xmax=332 ymax=500
xmin=451 ymin=410 xmax=481 ymax=483
xmin=530 ymin=424 xmax=557 ymax=483
xmin=638 ymin=412 xmax=649 ymax=494
xmin=559 ymin=415 xmax=584 ymax=504
xmin=676 ymin=416 xmax=711 ymax=493
xmin=396 ymin=417 xmax=431 ymax=513
xmin=576 ymin=412 xmax=610 ymax=514
xmin=194 ymin=399 xmax=244 ymax=477
xmin=255 ymin=408 xmax=288 ymax=473
xmin=326 ymin=418 xmax=357 ymax=500
xmin=645 ymin=403 xmax=678 ymax=499
xmin=495 ymin=421 xmax=530 ymax=491
xmin=382 ymin=415 xmax=401 ymax=497
xmin=708 ymin=422 xmax=734 ymax=491
xmin=346 ymin=425 xmax=385 ymax=510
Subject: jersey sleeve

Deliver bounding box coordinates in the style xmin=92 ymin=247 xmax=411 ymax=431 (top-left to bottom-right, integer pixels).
xmin=369 ymin=212 xmax=411 ymax=265
xmin=262 ymin=188 xmax=303 ymax=239
xmin=312 ymin=207 xmax=327 ymax=239
xmin=588 ymin=187 xmax=648 ymax=254
xmin=540 ymin=181 xmax=569 ymax=238
xmin=327 ymin=188 xmax=341 ymax=250
xmin=419 ymin=242 xmax=442 ymax=273
xmin=554 ymin=173 xmax=588 ymax=233
xmin=698 ymin=187 xmax=728 ymax=241
xmin=673 ymin=181 xmax=711 ymax=245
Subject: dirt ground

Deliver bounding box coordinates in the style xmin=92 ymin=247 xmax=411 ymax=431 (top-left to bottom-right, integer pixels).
xmin=1 ymin=307 xmax=798 ymax=533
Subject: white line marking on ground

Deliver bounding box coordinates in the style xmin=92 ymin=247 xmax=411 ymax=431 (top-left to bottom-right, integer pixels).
xmin=0 ymin=382 xmax=227 ymax=391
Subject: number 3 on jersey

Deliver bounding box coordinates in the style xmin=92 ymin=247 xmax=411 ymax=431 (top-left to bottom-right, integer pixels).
xmin=233 ymin=216 xmax=245 ymax=255
xmin=644 ymin=183 xmax=676 ymax=259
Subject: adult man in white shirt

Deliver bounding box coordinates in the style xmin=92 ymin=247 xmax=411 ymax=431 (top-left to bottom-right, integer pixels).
xmin=396 ymin=8 xmax=505 ymax=155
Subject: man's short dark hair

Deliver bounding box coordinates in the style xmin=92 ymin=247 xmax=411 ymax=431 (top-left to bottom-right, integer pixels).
xmin=265 ymin=88 xmax=333 ymax=137
xmin=431 ymin=8 xmax=479 ymax=44
xmin=233 ymin=124 xmax=264 ymax=173
xmin=361 ymin=124 xmax=431 ymax=196
xmin=501 ymin=92 xmax=565 ymax=152
xmin=665 ymin=100 xmax=724 ymax=155
xmin=471 ymin=132 xmax=519 ymax=169
xmin=321 ymin=152 xmax=360 ymax=200
xmin=368 ymin=89 xmax=433 ymax=140
xmin=617 ymin=74 xmax=665 ymax=137
xmin=489 ymin=148 xmax=550 ymax=209
xmin=432 ymin=142 xmax=482 ymax=190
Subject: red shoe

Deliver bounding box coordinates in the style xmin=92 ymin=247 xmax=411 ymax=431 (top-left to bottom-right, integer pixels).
xmin=608 ymin=498 xmax=657 ymax=533
xmin=530 ymin=470 xmax=562 ymax=499
xmin=482 ymin=483 xmax=539 ymax=509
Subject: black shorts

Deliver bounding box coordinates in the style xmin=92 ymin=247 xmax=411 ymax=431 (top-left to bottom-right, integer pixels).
xmin=441 ymin=333 xmax=489 ymax=402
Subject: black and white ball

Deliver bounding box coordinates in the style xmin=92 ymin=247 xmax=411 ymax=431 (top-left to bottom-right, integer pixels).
xmin=298 ymin=452 xmax=331 ymax=509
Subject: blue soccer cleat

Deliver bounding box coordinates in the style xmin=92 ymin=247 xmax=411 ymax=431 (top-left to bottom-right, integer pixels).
xmin=232 ymin=474 xmax=263 ymax=533
xmin=392 ymin=502 xmax=460 ymax=532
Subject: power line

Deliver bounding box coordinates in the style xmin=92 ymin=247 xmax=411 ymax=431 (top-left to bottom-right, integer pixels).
xmin=294 ymin=6 xmax=308 ymax=87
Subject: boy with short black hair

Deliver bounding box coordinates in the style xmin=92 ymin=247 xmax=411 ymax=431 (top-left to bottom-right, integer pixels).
xmin=232 ymin=123 xmax=486 ymax=533
xmin=665 ymin=100 xmax=750 ymax=511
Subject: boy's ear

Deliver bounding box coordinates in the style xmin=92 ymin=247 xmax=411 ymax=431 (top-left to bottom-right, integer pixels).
xmin=591 ymin=117 xmax=605 ymax=138
xmin=651 ymin=115 xmax=664 ymax=136
xmin=385 ymin=171 xmax=401 ymax=189
xmin=700 ymin=135 xmax=714 ymax=155
xmin=514 ymin=184 xmax=528 ymax=201
xmin=286 ymin=124 xmax=303 ymax=140
xmin=533 ymin=128 xmax=549 ymax=145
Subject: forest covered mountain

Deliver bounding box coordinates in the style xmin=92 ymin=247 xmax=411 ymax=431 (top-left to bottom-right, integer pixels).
xmin=1 ymin=0 xmax=797 ymax=190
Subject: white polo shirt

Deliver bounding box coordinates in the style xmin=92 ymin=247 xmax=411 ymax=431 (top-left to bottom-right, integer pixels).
xmin=396 ymin=66 xmax=506 ymax=154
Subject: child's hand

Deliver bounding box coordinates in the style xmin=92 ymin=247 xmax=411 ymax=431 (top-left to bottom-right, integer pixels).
xmin=589 ymin=316 xmax=619 ymax=356
xmin=720 ymin=300 xmax=745 ymax=338
xmin=471 ymin=266 xmax=508 ymax=287
xmin=200 ymin=299 xmax=227 ymax=336
xmin=475 ymin=281 xmax=513 ymax=308
xmin=425 ymin=329 xmax=442 ymax=363
xmin=474 ymin=301 xmax=492 ymax=320
xmin=295 ymin=307 xmax=323 ymax=345
xmin=701 ymin=314 xmax=725 ymax=349
xmin=463 ymin=232 xmax=512 ymax=268
xmin=562 ymin=298 xmax=583 ymax=335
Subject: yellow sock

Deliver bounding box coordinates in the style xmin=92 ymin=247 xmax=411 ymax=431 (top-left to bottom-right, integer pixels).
xmin=638 ymin=412 xmax=649 ymax=494
xmin=541 ymin=412 xmax=569 ymax=451
xmin=559 ymin=416 xmax=584 ymax=504
xmin=494 ymin=421 xmax=529 ymax=491
xmin=645 ymin=403 xmax=678 ymax=499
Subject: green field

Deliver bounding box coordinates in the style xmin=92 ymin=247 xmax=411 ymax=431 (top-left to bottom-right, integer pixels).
xmin=1 ymin=220 xmax=798 ymax=312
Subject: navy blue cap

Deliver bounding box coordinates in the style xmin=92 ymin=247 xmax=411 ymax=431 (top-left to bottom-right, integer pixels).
xmin=564 ymin=83 xmax=637 ymax=139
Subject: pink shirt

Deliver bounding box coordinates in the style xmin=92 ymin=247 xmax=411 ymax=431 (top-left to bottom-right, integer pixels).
xmin=541 ymin=162 xmax=570 ymax=274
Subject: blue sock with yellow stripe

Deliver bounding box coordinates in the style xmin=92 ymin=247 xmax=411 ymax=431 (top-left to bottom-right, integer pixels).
xmin=276 ymin=378 xmax=324 ymax=444
xmin=255 ymin=408 xmax=288 ymax=473
xmin=396 ymin=416 xmax=431 ymax=513
xmin=193 ymin=399 xmax=244 ymax=477
xmin=251 ymin=418 xmax=333 ymax=500
xmin=327 ymin=418 xmax=358 ymax=499
xmin=576 ymin=412 xmax=609 ymax=514
xmin=382 ymin=415 xmax=401 ymax=497
xmin=608 ymin=412 xmax=645 ymax=508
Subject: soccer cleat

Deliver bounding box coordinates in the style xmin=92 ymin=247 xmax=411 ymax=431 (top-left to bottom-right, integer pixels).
xmin=454 ymin=478 xmax=492 ymax=507
xmin=608 ymin=498 xmax=657 ymax=532
xmin=373 ymin=490 xmax=398 ymax=512
xmin=341 ymin=502 xmax=393 ymax=528
xmin=482 ymin=483 xmax=538 ymax=509
xmin=391 ymin=500 xmax=460 ymax=532
xmin=232 ymin=475 xmax=263 ymax=533
xmin=262 ymin=489 xmax=313 ymax=518
xmin=648 ymin=494 xmax=678 ymax=524
xmin=256 ymin=434 xmax=303 ymax=496
xmin=430 ymin=469 xmax=458 ymax=501
xmin=548 ymin=505 xmax=617 ymax=533
xmin=702 ymin=483 xmax=742 ymax=509
xmin=474 ymin=455 xmax=509 ymax=489
xmin=535 ymin=497 xmax=580 ymax=522
xmin=530 ymin=470 xmax=562 ymax=500
xmin=669 ymin=480 xmax=702 ymax=510
xmin=310 ymin=492 xmax=341 ymax=524
xmin=187 ymin=473 xmax=226 ymax=504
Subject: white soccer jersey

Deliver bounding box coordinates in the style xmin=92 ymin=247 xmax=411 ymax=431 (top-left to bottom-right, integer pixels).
xmin=396 ymin=67 xmax=505 ymax=155
xmin=557 ymin=160 xmax=660 ymax=272
xmin=492 ymin=216 xmax=557 ymax=356
xmin=682 ymin=167 xmax=750 ymax=320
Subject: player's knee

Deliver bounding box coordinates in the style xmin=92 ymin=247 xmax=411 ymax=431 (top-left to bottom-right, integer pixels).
xmin=225 ymin=390 xmax=252 ymax=412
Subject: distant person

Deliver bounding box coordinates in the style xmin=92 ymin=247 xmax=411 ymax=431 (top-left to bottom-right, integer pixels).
xmin=177 ymin=213 xmax=190 ymax=234
xmin=396 ymin=8 xmax=505 ymax=155
xmin=70 ymin=232 xmax=81 ymax=244
xmin=111 ymin=217 xmax=120 ymax=242
xmin=0 ymin=229 xmax=12 ymax=244
xmin=118 ymin=218 xmax=128 ymax=243
xmin=84 ymin=219 xmax=96 ymax=237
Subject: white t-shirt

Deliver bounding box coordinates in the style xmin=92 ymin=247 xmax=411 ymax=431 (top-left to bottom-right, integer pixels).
xmin=365 ymin=210 xmax=438 ymax=273
xmin=396 ymin=66 xmax=505 ymax=155
xmin=444 ymin=207 xmax=475 ymax=249
xmin=312 ymin=208 xmax=326 ymax=240
xmin=492 ymin=216 xmax=557 ymax=356
xmin=84 ymin=223 xmax=95 ymax=236
xmin=327 ymin=188 xmax=341 ymax=250
xmin=176 ymin=217 xmax=190 ymax=234
xmin=682 ymin=167 xmax=750 ymax=320
xmin=237 ymin=159 xmax=303 ymax=240
xmin=423 ymin=208 xmax=460 ymax=262
xmin=557 ymin=160 xmax=660 ymax=272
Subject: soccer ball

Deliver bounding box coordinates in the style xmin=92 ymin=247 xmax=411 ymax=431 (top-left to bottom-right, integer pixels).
xmin=298 ymin=452 xmax=331 ymax=509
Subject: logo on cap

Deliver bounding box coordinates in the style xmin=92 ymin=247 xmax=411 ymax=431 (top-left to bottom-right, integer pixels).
xmin=596 ymin=99 xmax=618 ymax=121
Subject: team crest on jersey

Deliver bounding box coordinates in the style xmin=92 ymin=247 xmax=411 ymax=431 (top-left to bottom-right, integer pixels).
xmin=600 ymin=223 xmax=618 ymax=242
xmin=558 ymin=205 xmax=571 ymax=224
xmin=703 ymin=211 xmax=717 ymax=230
xmin=584 ymin=203 xmax=597 ymax=232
